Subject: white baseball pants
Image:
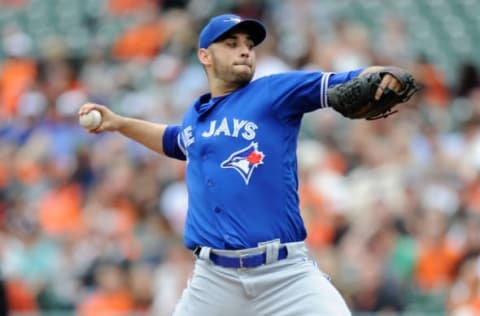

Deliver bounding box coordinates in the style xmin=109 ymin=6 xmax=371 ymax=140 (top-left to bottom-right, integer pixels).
xmin=172 ymin=241 xmax=351 ymax=316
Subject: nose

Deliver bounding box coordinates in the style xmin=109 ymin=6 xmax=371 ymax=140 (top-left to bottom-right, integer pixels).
xmin=239 ymin=43 xmax=251 ymax=58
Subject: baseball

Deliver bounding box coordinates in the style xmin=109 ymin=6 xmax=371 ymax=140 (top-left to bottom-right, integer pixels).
xmin=79 ymin=109 xmax=102 ymax=129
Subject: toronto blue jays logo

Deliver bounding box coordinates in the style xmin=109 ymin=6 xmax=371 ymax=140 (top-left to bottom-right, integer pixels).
xmin=221 ymin=142 xmax=265 ymax=184
xmin=223 ymin=17 xmax=242 ymax=23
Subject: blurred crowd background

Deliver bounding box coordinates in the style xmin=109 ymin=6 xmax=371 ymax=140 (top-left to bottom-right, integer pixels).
xmin=1 ymin=0 xmax=480 ymax=315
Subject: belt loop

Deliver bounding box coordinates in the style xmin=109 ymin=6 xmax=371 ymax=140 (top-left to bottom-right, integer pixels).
xmin=199 ymin=246 xmax=212 ymax=261
xmin=258 ymin=239 xmax=280 ymax=264
xmin=285 ymin=241 xmax=306 ymax=258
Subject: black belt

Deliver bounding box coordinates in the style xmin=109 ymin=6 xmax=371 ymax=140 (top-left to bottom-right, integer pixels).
xmin=194 ymin=246 xmax=289 ymax=269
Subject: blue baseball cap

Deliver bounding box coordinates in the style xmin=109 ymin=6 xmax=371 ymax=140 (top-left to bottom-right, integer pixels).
xmin=198 ymin=14 xmax=266 ymax=49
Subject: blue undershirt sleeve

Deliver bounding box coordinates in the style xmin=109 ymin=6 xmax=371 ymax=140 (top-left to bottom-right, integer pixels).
xmin=162 ymin=125 xmax=187 ymax=161
xmin=327 ymin=68 xmax=365 ymax=86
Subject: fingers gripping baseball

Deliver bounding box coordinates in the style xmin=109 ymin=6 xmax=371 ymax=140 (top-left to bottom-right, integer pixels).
xmin=78 ymin=103 xmax=121 ymax=133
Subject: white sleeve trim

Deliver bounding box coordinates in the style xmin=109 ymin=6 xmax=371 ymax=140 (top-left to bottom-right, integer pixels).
xmin=177 ymin=133 xmax=187 ymax=156
xmin=320 ymin=72 xmax=332 ymax=108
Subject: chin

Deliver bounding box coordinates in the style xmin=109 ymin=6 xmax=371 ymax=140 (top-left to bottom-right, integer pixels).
xmin=233 ymin=70 xmax=254 ymax=84
xmin=234 ymin=76 xmax=253 ymax=86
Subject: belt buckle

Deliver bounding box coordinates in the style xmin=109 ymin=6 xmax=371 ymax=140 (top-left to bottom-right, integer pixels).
xmin=239 ymin=252 xmax=248 ymax=269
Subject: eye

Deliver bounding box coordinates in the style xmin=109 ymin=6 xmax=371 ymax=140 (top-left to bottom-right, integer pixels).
xmin=225 ymin=40 xmax=237 ymax=48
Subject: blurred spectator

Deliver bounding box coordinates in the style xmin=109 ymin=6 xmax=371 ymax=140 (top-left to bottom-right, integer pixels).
xmin=455 ymin=61 xmax=480 ymax=98
xmin=128 ymin=263 xmax=155 ymax=313
xmin=413 ymin=54 xmax=451 ymax=108
xmin=351 ymin=255 xmax=405 ymax=313
xmin=107 ymin=0 xmax=159 ymax=16
xmin=159 ymin=180 xmax=187 ymax=236
xmin=0 ymin=0 xmax=27 ymax=7
xmin=158 ymin=10 xmax=196 ymax=59
xmin=82 ymin=162 xmax=140 ymax=260
xmin=0 ymin=24 xmax=36 ymax=118
xmin=4 ymin=278 xmax=38 ymax=314
xmin=80 ymin=44 xmax=116 ymax=105
xmin=37 ymin=38 xmax=83 ymax=105
xmin=0 ymin=276 xmax=6 ymax=316
xmin=151 ymin=240 xmax=193 ymax=316
xmin=320 ymin=19 xmax=373 ymax=72
xmin=413 ymin=210 xmax=461 ymax=292
xmin=36 ymin=160 xmax=85 ymax=237
xmin=231 ymin=0 xmax=266 ymax=20
xmin=387 ymin=218 xmax=417 ymax=289
xmin=112 ymin=5 xmax=168 ymax=61
xmin=77 ymin=260 xmax=134 ymax=316
xmin=448 ymin=254 xmax=480 ymax=315
xmin=1 ymin=213 xmax=60 ymax=303
xmin=161 ymin=0 xmax=190 ymax=10
xmin=253 ymin=29 xmax=290 ymax=80
xmin=375 ymin=15 xmax=412 ymax=66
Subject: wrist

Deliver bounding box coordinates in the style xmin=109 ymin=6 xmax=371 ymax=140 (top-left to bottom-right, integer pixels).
xmin=116 ymin=116 xmax=130 ymax=133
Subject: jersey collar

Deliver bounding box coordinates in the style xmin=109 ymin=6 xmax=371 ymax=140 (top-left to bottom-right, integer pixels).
xmin=195 ymin=93 xmax=227 ymax=117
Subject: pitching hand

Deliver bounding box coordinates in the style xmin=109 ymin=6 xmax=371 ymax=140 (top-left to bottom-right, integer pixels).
xmin=78 ymin=103 xmax=124 ymax=134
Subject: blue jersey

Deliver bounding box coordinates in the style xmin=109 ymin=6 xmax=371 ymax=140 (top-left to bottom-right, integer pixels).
xmin=163 ymin=70 xmax=363 ymax=250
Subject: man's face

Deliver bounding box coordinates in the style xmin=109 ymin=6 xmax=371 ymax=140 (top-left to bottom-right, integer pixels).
xmin=207 ymin=30 xmax=256 ymax=85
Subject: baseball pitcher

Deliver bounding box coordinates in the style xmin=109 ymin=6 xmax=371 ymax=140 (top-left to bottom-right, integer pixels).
xmin=79 ymin=13 xmax=420 ymax=316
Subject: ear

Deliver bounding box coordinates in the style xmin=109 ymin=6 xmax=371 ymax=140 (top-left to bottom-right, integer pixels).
xmin=197 ymin=48 xmax=212 ymax=67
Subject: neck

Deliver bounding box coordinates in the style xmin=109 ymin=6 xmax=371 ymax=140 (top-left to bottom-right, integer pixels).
xmin=209 ymin=77 xmax=245 ymax=98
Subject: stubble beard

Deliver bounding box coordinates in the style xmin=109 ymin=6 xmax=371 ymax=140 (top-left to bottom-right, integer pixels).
xmin=212 ymin=55 xmax=254 ymax=87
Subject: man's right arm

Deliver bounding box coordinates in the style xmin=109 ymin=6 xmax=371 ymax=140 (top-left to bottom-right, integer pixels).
xmin=117 ymin=117 xmax=168 ymax=155
xmin=78 ymin=103 xmax=168 ymax=155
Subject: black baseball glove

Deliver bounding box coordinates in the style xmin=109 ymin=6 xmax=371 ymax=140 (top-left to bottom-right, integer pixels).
xmin=327 ymin=68 xmax=422 ymax=120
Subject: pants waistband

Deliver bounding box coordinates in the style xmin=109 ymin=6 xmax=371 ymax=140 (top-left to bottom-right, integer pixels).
xmin=193 ymin=240 xmax=305 ymax=269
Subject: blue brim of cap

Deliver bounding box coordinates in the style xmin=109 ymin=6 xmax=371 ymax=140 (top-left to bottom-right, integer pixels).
xmin=220 ymin=19 xmax=266 ymax=47
xmin=200 ymin=18 xmax=267 ymax=49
